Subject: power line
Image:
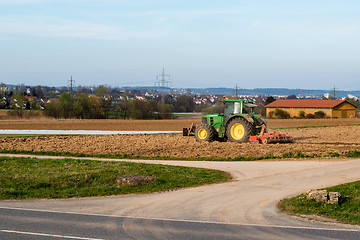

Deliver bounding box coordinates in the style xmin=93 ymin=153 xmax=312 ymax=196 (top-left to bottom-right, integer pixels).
xmin=154 ymin=68 xmax=171 ymax=102
xmin=68 ymin=76 xmax=76 ymax=98
xmin=154 ymin=67 xmax=171 ymax=89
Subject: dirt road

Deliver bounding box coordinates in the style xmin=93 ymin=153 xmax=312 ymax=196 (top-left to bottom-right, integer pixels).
xmin=1 ymin=154 xmax=360 ymax=229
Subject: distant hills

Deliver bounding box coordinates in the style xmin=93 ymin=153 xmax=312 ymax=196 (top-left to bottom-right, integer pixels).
xmin=6 ymin=83 xmax=360 ymax=98
xmin=124 ymin=86 xmax=360 ymax=98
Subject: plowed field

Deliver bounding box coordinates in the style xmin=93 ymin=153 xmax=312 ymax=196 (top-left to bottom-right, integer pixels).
xmin=0 ymin=118 xmax=359 ymax=159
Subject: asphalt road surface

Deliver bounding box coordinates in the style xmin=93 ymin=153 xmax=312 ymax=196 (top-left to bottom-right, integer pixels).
xmin=1 ymin=154 xmax=360 ymax=239
xmin=1 ymin=207 xmax=360 ymax=240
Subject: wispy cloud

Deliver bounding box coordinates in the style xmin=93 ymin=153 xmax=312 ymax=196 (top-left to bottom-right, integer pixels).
xmin=275 ymin=22 xmax=360 ymax=39
xmin=174 ymin=8 xmax=247 ymax=21
xmin=328 ymin=25 xmax=360 ymax=36
xmin=0 ymin=17 xmax=164 ymax=40
xmin=0 ymin=0 xmax=92 ymax=5
xmin=155 ymin=17 xmax=167 ymax=24
xmin=249 ymin=21 xmax=262 ymax=29
xmin=0 ymin=0 xmax=50 ymax=5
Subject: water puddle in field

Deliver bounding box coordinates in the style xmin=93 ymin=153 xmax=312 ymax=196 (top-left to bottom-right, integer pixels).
xmin=0 ymin=130 xmax=181 ymax=135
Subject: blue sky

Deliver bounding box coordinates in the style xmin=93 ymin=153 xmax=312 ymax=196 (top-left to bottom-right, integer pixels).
xmin=1 ymin=0 xmax=359 ymax=90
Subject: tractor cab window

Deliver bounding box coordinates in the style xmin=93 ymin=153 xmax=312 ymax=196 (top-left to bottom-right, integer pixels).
xmin=224 ymin=102 xmax=234 ymax=116
xmin=233 ymin=102 xmax=241 ymax=114
xmin=243 ymin=105 xmax=250 ymax=114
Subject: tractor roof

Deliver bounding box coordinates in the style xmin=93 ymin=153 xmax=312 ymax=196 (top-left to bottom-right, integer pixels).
xmin=224 ymin=99 xmax=253 ymax=103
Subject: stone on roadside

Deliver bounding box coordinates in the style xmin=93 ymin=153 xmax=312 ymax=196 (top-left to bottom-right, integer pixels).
xmin=328 ymin=192 xmax=341 ymax=204
xmin=307 ymin=190 xmax=342 ymax=204
xmin=307 ymin=190 xmax=328 ymax=202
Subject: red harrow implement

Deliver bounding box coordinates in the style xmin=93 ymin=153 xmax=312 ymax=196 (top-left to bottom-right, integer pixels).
xmin=249 ymin=124 xmax=293 ymax=144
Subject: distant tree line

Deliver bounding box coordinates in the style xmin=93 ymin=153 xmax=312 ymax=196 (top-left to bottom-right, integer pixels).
xmin=1 ymin=83 xmax=201 ymax=119
xmin=46 ymin=93 xmax=175 ymax=120
xmin=44 ymin=86 xmax=198 ymax=119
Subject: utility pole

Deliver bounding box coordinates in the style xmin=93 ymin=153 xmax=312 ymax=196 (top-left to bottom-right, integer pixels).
xmin=68 ymin=76 xmax=76 ymax=99
xmin=333 ymin=86 xmax=336 ymax=99
xmin=154 ymin=67 xmax=171 ymax=102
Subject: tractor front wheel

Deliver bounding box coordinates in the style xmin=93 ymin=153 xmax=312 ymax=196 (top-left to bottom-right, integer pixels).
xmin=226 ymin=118 xmax=252 ymax=143
xmin=194 ymin=123 xmax=215 ymax=142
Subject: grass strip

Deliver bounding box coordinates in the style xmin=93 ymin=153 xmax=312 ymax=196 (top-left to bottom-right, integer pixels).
xmin=0 ymin=156 xmax=231 ymax=200
xmin=1 ymin=149 xmax=360 ymax=161
xmin=278 ymin=181 xmax=360 ymax=225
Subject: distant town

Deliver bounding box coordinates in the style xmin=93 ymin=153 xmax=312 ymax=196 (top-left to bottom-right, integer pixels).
xmin=1 ymin=82 xmax=359 ymax=119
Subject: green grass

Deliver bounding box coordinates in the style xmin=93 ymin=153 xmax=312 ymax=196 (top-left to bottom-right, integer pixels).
xmin=278 ymin=181 xmax=360 ymax=225
xmin=0 ymin=156 xmax=232 ymax=200
xmin=1 ymin=149 xmax=360 ymax=161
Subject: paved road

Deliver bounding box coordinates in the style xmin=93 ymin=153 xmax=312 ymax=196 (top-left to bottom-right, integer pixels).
xmin=1 ymin=207 xmax=359 ymax=240
xmin=1 ymin=154 xmax=360 ymax=239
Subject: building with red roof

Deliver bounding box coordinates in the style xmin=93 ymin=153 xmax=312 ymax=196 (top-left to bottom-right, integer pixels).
xmin=265 ymin=99 xmax=357 ymax=118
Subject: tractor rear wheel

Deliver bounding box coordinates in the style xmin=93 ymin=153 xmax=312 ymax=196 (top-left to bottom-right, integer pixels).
xmin=194 ymin=123 xmax=215 ymax=142
xmin=226 ymin=118 xmax=252 ymax=143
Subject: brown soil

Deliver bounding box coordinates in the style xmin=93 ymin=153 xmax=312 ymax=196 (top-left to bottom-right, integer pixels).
xmin=0 ymin=123 xmax=359 ymax=159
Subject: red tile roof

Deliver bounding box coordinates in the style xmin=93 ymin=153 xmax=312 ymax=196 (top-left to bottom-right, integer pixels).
xmin=265 ymin=99 xmax=352 ymax=108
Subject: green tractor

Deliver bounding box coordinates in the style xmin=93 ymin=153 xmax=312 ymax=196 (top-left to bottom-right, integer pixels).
xmin=184 ymin=99 xmax=266 ymax=143
xmin=183 ymin=99 xmax=293 ymax=143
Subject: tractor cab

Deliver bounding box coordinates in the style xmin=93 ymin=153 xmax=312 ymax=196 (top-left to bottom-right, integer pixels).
xmin=222 ymin=99 xmax=260 ymax=127
xmin=224 ymin=99 xmax=256 ymax=115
